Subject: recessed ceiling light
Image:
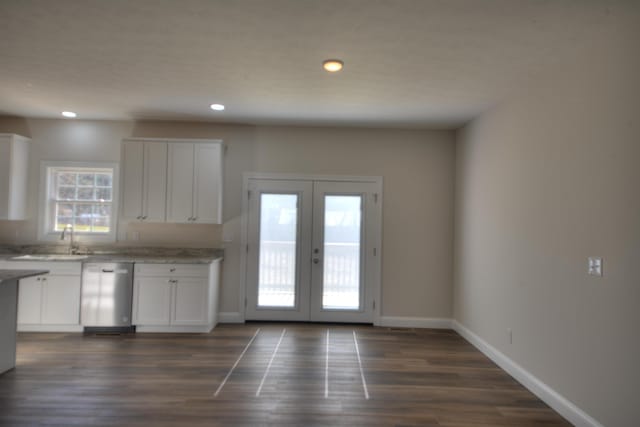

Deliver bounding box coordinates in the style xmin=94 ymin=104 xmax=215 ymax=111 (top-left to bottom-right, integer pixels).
xmin=61 ymin=111 xmax=77 ymax=118
xmin=210 ymin=104 xmax=225 ymax=111
xmin=323 ymin=59 xmax=344 ymax=72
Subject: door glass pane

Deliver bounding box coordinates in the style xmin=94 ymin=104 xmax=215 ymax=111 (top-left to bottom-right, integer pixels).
xmin=323 ymin=195 xmax=361 ymax=310
xmin=258 ymin=194 xmax=298 ymax=308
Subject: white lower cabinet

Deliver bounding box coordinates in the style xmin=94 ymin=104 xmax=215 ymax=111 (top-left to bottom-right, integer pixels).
xmin=41 ymin=275 xmax=82 ymax=325
xmin=0 ymin=261 xmax=83 ymax=332
xmin=132 ymin=277 xmax=172 ymax=325
xmin=132 ymin=261 xmax=220 ymax=332
xmin=173 ymin=278 xmax=209 ymax=325
xmin=16 ymin=276 xmax=42 ymax=324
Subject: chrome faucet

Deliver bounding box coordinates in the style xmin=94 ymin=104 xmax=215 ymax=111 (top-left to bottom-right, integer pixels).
xmin=60 ymin=224 xmax=79 ymax=254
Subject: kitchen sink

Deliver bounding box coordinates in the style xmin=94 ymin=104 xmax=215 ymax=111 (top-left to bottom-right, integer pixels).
xmin=10 ymin=254 xmax=89 ymax=261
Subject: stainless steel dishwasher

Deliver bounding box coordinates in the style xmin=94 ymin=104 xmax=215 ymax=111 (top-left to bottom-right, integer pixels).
xmin=81 ymin=263 xmax=135 ymax=332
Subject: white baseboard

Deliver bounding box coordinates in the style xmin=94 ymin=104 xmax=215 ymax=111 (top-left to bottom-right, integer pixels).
xmin=452 ymin=320 xmax=603 ymax=427
xmin=217 ymin=312 xmax=245 ymax=323
xmin=136 ymin=324 xmax=214 ymax=333
xmin=17 ymin=324 xmax=83 ymax=333
xmin=377 ymin=316 xmax=452 ymax=329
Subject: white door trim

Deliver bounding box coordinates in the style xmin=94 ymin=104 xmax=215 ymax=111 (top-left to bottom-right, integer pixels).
xmin=239 ymin=172 xmax=383 ymax=325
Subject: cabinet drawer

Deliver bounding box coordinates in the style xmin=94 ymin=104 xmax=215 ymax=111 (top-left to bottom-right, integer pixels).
xmin=0 ymin=260 xmax=82 ymax=276
xmin=134 ymin=263 xmax=208 ymax=278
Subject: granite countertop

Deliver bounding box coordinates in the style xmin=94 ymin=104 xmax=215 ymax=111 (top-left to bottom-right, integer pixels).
xmin=83 ymin=254 xmax=222 ymax=264
xmin=0 ymin=246 xmax=224 ymax=264
xmin=0 ymin=269 xmax=49 ymax=283
xmin=0 ymin=254 xmax=223 ymax=264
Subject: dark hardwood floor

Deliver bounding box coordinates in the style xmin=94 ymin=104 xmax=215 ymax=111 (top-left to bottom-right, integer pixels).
xmin=0 ymin=324 xmax=571 ymax=426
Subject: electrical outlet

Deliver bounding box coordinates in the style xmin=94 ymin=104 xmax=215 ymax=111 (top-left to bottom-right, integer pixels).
xmin=588 ymin=257 xmax=603 ymax=276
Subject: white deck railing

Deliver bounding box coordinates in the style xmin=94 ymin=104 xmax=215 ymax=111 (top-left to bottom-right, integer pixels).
xmin=258 ymin=240 xmax=360 ymax=309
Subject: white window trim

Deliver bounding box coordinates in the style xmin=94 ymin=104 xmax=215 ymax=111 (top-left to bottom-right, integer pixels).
xmin=38 ymin=161 xmax=120 ymax=244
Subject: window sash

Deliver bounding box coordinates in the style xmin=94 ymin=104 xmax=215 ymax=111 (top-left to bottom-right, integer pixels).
xmin=47 ymin=167 xmax=114 ymax=235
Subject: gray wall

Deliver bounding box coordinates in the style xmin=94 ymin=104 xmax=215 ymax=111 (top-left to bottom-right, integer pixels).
xmin=0 ymin=118 xmax=455 ymax=319
xmin=454 ymin=5 xmax=640 ymax=426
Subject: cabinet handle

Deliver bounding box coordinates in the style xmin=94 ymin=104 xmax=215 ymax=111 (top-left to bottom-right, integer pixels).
xmin=142 ymin=216 xmax=147 ymax=220
xmin=193 ymin=217 xmax=198 ymax=222
xmin=169 ymin=268 xmax=176 ymax=272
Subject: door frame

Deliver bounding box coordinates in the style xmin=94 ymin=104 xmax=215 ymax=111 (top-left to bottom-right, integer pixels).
xmin=239 ymin=172 xmax=383 ymax=325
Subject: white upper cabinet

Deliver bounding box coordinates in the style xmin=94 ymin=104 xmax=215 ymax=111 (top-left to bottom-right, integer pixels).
xmin=167 ymin=141 xmax=223 ymax=224
xmin=193 ymin=143 xmax=223 ymax=223
xmin=166 ymin=143 xmax=194 ymax=223
xmin=0 ymin=134 xmax=30 ymax=220
xmin=121 ymin=139 xmax=167 ymax=222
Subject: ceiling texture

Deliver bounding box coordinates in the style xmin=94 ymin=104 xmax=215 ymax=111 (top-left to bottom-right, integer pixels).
xmin=0 ymin=0 xmax=615 ymax=129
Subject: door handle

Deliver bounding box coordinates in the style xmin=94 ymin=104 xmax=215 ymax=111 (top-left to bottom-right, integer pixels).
xmin=313 ymin=258 xmax=320 ymax=264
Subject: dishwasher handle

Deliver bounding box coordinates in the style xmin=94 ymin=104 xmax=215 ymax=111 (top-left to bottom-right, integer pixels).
xmin=101 ymin=269 xmax=130 ymax=274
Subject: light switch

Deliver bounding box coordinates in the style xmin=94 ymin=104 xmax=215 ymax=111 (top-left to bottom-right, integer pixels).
xmin=588 ymin=257 xmax=603 ymax=276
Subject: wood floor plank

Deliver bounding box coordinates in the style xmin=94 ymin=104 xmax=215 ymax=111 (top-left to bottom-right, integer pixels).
xmin=0 ymin=323 xmax=572 ymax=426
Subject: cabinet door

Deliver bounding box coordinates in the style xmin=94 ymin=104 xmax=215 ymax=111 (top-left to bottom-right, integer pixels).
xmin=172 ymin=278 xmax=208 ymax=325
xmin=41 ymin=275 xmax=81 ymax=325
xmin=142 ymin=142 xmax=167 ymax=221
xmin=166 ymin=143 xmax=195 ymax=223
xmin=17 ymin=276 xmax=43 ymax=324
xmin=121 ymin=141 xmax=145 ymax=219
xmin=0 ymin=138 xmax=10 ymax=219
xmin=193 ymin=143 xmax=222 ymax=224
xmin=133 ymin=277 xmax=172 ymax=325
xmin=0 ymin=135 xmax=29 ymax=220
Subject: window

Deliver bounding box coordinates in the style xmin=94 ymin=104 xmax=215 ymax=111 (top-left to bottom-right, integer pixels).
xmin=40 ymin=162 xmax=119 ymax=242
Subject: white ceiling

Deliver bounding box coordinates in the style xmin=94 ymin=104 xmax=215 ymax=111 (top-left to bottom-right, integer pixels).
xmin=0 ymin=0 xmax=612 ymax=129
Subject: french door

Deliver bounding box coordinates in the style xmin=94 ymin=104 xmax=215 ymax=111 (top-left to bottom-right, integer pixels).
xmin=244 ymin=177 xmax=381 ymax=323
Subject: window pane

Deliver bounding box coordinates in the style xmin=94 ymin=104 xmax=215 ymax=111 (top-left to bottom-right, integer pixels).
xmin=57 ymin=186 xmax=76 ymax=200
xmin=74 ymin=204 xmax=91 ymax=231
xmin=93 ymin=216 xmax=110 ymax=230
xmin=322 ymin=195 xmax=361 ymax=310
xmin=95 ymin=174 xmax=112 ymax=187
xmin=258 ymin=194 xmax=298 ymax=308
xmin=95 ymin=188 xmax=111 ymax=201
xmin=77 ymin=187 xmax=95 ymax=200
xmin=93 ymin=205 xmax=111 ymax=232
xmin=57 ymin=203 xmax=74 ymax=217
xmin=78 ymin=173 xmax=95 ymax=186
xmin=55 ymin=217 xmax=73 ymax=231
xmin=96 ymin=205 xmax=111 ymax=216
xmin=57 ymin=172 xmax=76 ymax=186
xmin=76 ymin=204 xmax=92 ymax=216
